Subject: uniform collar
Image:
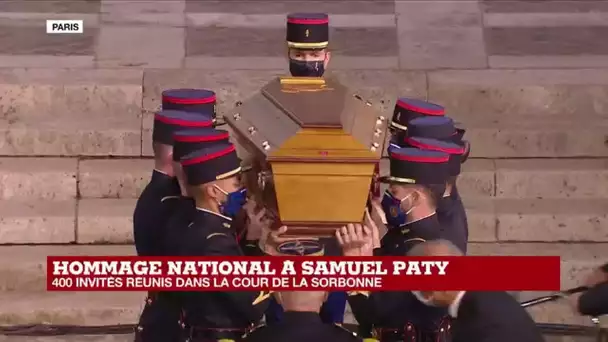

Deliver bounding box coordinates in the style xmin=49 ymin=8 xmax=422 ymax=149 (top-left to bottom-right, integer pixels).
xmin=404 ymin=212 xmax=437 ymax=226
xmin=448 ymin=291 xmax=467 ymax=318
xmin=195 ymin=207 xmax=232 ymax=221
xmin=152 ymin=169 xmax=173 ymax=179
xmin=151 ymin=170 xmax=179 ymax=191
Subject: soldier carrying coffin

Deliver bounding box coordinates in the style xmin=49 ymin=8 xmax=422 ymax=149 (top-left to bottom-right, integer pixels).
xmin=224 ymin=66 xmax=388 ymax=328
xmin=386 ymin=100 xmax=471 ymax=253
xmin=133 ymin=99 xmax=215 ymax=342
xmin=348 ymin=147 xmax=451 ymax=342
xmin=175 ymin=142 xmax=273 ymax=342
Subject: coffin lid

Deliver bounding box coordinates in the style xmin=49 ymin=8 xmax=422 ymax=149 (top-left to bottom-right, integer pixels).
xmin=225 ymin=76 xmax=387 ymax=163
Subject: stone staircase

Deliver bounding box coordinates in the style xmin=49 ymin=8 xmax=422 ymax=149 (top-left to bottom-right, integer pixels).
xmin=0 ymin=68 xmax=607 ymax=331
xmin=1 ymin=0 xmax=608 ymax=336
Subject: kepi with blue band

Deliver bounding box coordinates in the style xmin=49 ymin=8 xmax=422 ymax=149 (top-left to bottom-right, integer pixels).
xmin=153 ymin=110 xmax=214 ymax=145
xmin=180 ymin=143 xmax=247 ymax=219
xmin=286 ymin=13 xmax=330 ymax=77
xmin=286 ymin=13 xmax=329 ymax=50
xmin=162 ymin=88 xmax=217 ymax=118
xmin=401 ymin=116 xmax=471 ymax=165
xmin=390 ymin=98 xmax=445 ymax=133
xmin=406 ymin=116 xmax=457 ymax=141
xmin=404 ymin=137 xmax=465 ymax=177
xmin=172 ymin=128 xmax=230 ymax=162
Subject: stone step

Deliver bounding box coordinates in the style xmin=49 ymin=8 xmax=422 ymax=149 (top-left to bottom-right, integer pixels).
xmin=4 ymin=157 xmax=607 ymax=201
xmin=73 ymin=158 xmax=608 ymax=199
xmin=466 ymin=198 xmax=608 ymax=243
xmin=0 ymin=69 xmax=142 ymax=156
xmin=0 ymin=199 xmax=135 ymax=244
xmin=1 ymin=197 xmax=606 ymax=245
xmin=0 ymin=292 xmax=143 ymax=326
xmin=0 ymin=158 xmax=77 ymax=200
xmin=380 ymin=116 xmax=608 ymax=158
xmin=0 ymin=69 xmax=607 ymax=157
xmin=0 ymin=243 xmax=605 ymax=327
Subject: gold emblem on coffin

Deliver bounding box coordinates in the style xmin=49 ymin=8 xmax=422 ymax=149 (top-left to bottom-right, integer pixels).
xmin=280 ymin=77 xmax=334 ymax=94
xmin=224 ymin=76 xmax=388 ymax=237
xmin=305 ymin=29 xmax=310 ymax=37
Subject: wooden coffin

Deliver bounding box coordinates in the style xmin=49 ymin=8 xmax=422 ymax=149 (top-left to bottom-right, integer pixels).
xmin=225 ymin=76 xmax=387 ymax=236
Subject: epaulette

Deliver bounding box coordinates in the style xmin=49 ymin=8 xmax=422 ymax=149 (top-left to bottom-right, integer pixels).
xmin=160 ymin=195 xmax=180 ymax=203
xmin=242 ymin=323 xmax=266 ymax=338
xmin=334 ymin=323 xmax=358 ymax=336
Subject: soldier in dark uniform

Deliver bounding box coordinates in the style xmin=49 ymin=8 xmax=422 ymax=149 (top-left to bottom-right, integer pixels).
xmin=243 ymin=240 xmax=361 ymax=342
xmin=165 ymin=127 xmax=264 ymax=255
xmin=263 ymin=12 xmax=347 ymax=326
xmin=349 ymin=147 xmax=451 ymax=342
xmin=162 ymin=89 xmax=217 ymax=117
xmin=286 ymin=13 xmax=331 ymax=77
xmin=134 ymin=88 xmax=218 ymax=256
xmin=399 ymin=120 xmax=468 ymax=253
xmin=243 ymin=291 xmax=361 ymax=342
xmin=177 ymin=142 xmax=271 ymax=342
xmin=390 ymin=115 xmax=471 ymax=253
xmin=134 ymin=88 xmax=217 ymax=342
xmin=575 ymin=262 xmax=608 ymax=317
xmin=133 ymin=109 xmax=214 ymax=342
xmin=387 ymin=98 xmax=445 ymax=149
xmin=162 ymin=127 xmax=232 ymax=254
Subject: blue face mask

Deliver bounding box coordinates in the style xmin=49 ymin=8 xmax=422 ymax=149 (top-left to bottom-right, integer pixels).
xmin=381 ymin=190 xmax=415 ymax=228
xmin=216 ymin=186 xmax=247 ymax=218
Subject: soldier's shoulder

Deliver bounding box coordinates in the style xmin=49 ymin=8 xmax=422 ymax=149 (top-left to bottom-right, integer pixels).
xmin=160 ymin=195 xmax=180 ymax=203
xmin=331 ymin=324 xmax=361 ymax=340
xmin=242 ymin=323 xmax=270 ymax=340
xmin=398 ymin=226 xmax=428 ymax=243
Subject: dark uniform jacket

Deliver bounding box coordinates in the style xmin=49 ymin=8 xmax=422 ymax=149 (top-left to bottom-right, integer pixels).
xmin=451 ymin=291 xmax=544 ymax=342
xmin=436 ymin=186 xmax=468 ymax=254
xmin=242 ymin=311 xmax=362 ymax=342
xmin=578 ymin=281 xmax=608 ymax=317
xmin=163 ymin=196 xmax=196 ymax=256
xmin=351 ymin=215 xmax=447 ymax=341
xmin=132 ymin=170 xmax=183 ymax=342
xmin=133 ymin=170 xmax=181 ymax=256
xmin=178 ymin=208 xmax=271 ymax=341
xmin=266 ymin=237 xmax=346 ymax=325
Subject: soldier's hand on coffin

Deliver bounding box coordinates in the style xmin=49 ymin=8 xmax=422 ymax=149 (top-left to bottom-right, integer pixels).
xmin=261 ymin=226 xmax=292 ymax=256
xmin=364 ymin=209 xmax=381 ymax=250
xmin=337 ymin=223 xmax=373 ymax=257
xmin=244 ymin=199 xmax=273 ymax=241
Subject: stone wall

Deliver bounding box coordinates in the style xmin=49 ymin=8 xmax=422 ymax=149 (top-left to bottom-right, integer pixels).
xmin=0 ymin=0 xmax=607 ymax=330
xmin=0 ymin=0 xmax=608 ymax=69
